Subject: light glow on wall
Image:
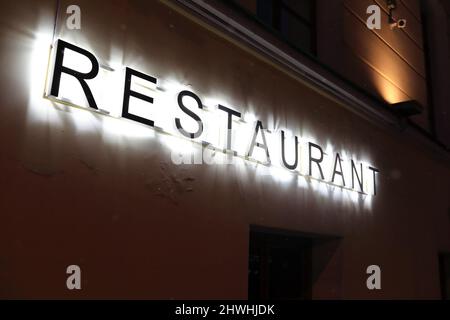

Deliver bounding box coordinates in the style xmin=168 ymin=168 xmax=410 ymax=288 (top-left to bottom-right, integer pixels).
xmin=29 ymin=36 xmax=379 ymax=210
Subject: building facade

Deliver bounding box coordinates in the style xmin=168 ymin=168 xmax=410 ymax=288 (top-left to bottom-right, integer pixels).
xmin=0 ymin=0 xmax=450 ymax=299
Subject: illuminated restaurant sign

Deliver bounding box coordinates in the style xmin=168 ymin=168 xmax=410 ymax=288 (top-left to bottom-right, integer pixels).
xmin=46 ymin=39 xmax=379 ymax=195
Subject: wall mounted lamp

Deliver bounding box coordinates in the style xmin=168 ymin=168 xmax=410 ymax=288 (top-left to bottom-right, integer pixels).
xmin=391 ymin=100 xmax=423 ymax=117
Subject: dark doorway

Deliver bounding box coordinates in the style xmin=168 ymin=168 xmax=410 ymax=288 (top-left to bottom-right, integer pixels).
xmin=439 ymin=253 xmax=450 ymax=300
xmin=248 ymin=226 xmax=312 ymax=300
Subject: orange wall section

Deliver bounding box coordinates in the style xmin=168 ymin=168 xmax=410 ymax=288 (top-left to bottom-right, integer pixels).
xmin=318 ymin=0 xmax=429 ymax=130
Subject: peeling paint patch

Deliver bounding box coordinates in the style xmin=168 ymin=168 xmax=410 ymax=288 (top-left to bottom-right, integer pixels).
xmin=79 ymin=158 xmax=99 ymax=174
xmin=144 ymin=161 xmax=196 ymax=205
xmin=21 ymin=162 xmax=63 ymax=177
